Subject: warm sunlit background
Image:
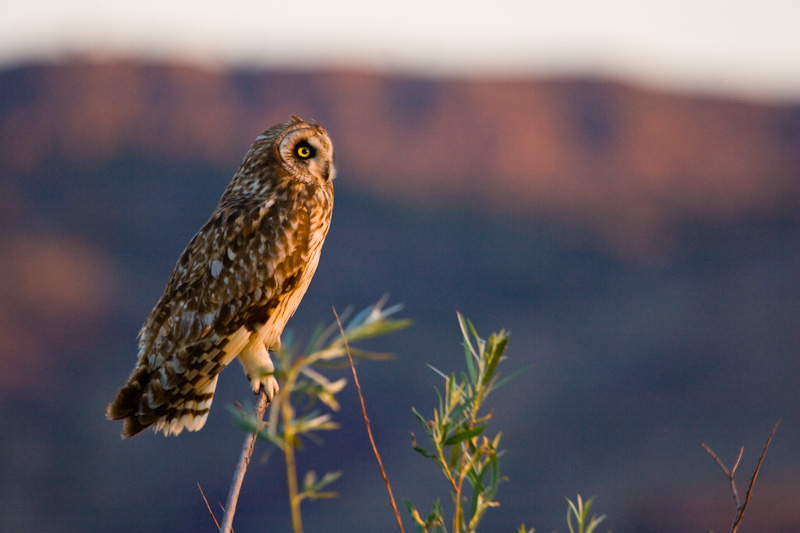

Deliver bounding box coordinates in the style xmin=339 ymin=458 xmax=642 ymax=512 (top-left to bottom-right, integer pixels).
xmin=3 ymin=0 xmax=800 ymax=100
xmin=1 ymin=1 xmax=799 ymax=532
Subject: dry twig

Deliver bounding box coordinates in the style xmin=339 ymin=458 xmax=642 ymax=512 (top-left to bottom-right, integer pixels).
xmin=702 ymin=419 xmax=780 ymax=533
xmin=333 ymin=307 xmax=405 ymax=533
xmin=198 ymin=482 xmax=222 ymax=531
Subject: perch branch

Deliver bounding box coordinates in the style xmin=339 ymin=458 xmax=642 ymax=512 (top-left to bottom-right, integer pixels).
xmin=220 ymin=393 xmax=269 ymax=533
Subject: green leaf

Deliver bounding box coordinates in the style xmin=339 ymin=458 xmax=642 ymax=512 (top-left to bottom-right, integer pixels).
xmin=304 ymin=470 xmax=342 ymax=492
xmin=464 ymin=333 xmax=477 ymax=384
xmin=413 ymin=446 xmax=437 ymax=460
xmin=410 ymin=429 xmax=438 ymax=459
xmin=482 ymin=332 xmax=509 ymax=386
xmin=346 ymin=317 xmax=413 ymax=342
xmin=443 ymin=423 xmax=486 ymax=446
xmin=227 ymin=403 xmax=264 ymax=434
xmin=447 ymin=394 xmax=475 ymax=423
xmin=404 ymin=499 xmax=447 ymax=533
xmin=457 ymin=313 xmax=476 ymax=358
xmin=411 ymin=407 xmax=428 ymax=426
xmin=344 ymin=348 xmax=397 ymax=360
xmin=468 ymin=459 xmax=490 ymax=517
xmin=434 ymin=385 xmax=445 ymax=420
xmin=487 ymin=450 xmax=500 ymax=499
xmin=489 ymin=364 xmax=529 ymax=394
xmin=404 ymin=499 xmax=428 ymax=531
xmin=346 ymin=303 xmax=375 ymax=331
xmin=303 ymin=322 xmax=327 ymax=354
xmin=448 ymin=439 xmax=461 ymax=470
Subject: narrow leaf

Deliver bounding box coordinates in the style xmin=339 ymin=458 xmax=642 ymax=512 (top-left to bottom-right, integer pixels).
xmin=458 ymin=312 xmax=479 ymax=361
xmin=427 ymin=364 xmax=449 ymax=381
xmin=490 ymin=364 xmax=529 ymax=393
xmin=413 ymin=446 xmax=438 ymax=460
xmin=411 ymin=407 xmax=428 ymax=426
xmin=444 ymin=424 xmax=486 ymax=446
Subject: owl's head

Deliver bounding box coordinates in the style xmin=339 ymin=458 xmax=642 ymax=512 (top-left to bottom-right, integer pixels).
xmin=269 ymin=116 xmax=335 ymax=185
xmin=224 ymin=117 xmax=335 ymax=204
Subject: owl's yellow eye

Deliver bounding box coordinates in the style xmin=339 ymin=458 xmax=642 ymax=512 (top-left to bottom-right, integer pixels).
xmin=295 ymin=143 xmax=314 ymax=158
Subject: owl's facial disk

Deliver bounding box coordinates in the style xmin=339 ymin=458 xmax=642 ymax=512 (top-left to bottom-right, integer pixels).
xmin=278 ymin=125 xmax=336 ymax=183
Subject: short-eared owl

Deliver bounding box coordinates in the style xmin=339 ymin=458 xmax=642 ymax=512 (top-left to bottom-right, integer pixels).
xmin=107 ymin=116 xmax=335 ymax=438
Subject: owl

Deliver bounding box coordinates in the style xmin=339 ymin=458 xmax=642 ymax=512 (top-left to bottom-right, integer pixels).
xmin=107 ymin=116 xmax=335 ymax=438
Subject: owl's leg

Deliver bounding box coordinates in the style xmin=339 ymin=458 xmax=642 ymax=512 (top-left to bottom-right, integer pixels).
xmin=238 ymin=338 xmax=280 ymax=401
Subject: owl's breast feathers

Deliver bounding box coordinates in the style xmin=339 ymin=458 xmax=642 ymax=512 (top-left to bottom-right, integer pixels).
xmin=107 ymin=179 xmax=332 ymax=438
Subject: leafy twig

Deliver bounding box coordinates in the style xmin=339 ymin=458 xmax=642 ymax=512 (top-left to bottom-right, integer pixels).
xmin=566 ymin=494 xmax=606 ymax=533
xmin=407 ymin=313 xmax=520 ymax=533
xmin=333 ymin=306 xmax=405 ymax=533
xmin=702 ymin=419 xmax=780 ymax=533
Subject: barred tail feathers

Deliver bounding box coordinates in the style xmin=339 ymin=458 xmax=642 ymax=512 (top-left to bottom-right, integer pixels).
xmin=107 ymin=327 xmax=251 ymax=438
xmin=106 ymin=364 xmax=220 ymax=439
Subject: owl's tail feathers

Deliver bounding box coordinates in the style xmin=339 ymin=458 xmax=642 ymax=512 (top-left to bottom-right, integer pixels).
xmin=106 ymin=365 xmax=153 ymax=438
xmin=106 ymin=366 xmax=219 ymax=439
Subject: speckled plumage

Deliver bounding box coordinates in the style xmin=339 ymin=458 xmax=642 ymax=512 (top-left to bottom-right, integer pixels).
xmin=107 ymin=117 xmax=334 ymax=438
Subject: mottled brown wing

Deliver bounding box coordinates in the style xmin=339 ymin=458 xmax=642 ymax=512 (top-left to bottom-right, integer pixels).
xmin=146 ymin=196 xmax=311 ymax=354
xmin=107 ymin=195 xmax=311 ymax=437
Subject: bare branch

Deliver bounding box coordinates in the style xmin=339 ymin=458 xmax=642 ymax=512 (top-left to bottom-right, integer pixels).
xmin=220 ymin=393 xmax=269 ymax=533
xmin=702 ymin=442 xmax=741 ymax=509
xmin=731 ymin=419 xmax=780 ymax=533
xmin=730 ymin=446 xmax=744 ymax=476
xmin=333 ymin=306 xmax=405 ymax=533
xmin=703 ymin=419 xmax=780 ymax=533
xmin=702 ymin=442 xmax=733 ymax=478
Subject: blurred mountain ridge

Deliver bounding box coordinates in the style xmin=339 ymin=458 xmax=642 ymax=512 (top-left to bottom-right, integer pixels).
xmin=2 ymin=59 xmax=798 ymax=257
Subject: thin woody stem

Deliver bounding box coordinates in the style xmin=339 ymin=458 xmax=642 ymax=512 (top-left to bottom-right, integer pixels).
xmin=198 ymin=483 xmax=221 ymax=531
xmin=333 ymin=307 xmax=405 ymax=533
xmin=221 ymin=393 xmax=269 ymax=533
xmin=702 ymin=419 xmax=780 ymax=533
xmin=285 ymin=425 xmax=303 ymax=533
xmin=453 ymin=389 xmax=481 ymax=533
xmin=732 ymin=420 xmax=780 ymax=533
xmin=279 ymin=365 xmax=304 ymax=533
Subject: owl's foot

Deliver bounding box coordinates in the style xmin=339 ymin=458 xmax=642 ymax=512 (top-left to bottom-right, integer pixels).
xmin=239 ymin=339 xmax=280 ymax=402
xmin=252 ymin=374 xmax=280 ymax=402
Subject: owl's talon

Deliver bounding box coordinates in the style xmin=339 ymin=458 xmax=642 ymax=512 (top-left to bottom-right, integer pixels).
xmin=252 ymin=375 xmax=280 ymax=402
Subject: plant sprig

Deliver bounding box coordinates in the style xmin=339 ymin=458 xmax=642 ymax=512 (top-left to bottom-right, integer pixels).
xmin=405 ymin=313 xmax=525 ymax=533
xmin=566 ymin=495 xmax=606 ymax=533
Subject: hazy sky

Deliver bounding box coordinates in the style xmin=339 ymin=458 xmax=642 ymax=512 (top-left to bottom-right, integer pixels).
xmin=2 ymin=0 xmax=799 ymax=101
